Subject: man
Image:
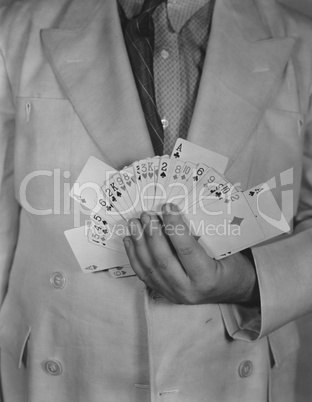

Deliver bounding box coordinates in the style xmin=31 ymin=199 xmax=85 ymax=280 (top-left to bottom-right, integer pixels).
xmin=0 ymin=0 xmax=312 ymax=401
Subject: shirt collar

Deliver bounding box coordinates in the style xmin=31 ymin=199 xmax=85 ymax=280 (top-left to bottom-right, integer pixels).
xmin=118 ymin=0 xmax=210 ymax=33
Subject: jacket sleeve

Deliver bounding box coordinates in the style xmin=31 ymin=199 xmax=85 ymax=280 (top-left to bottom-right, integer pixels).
xmin=220 ymin=91 xmax=312 ymax=341
xmin=0 ymin=46 xmax=20 ymax=305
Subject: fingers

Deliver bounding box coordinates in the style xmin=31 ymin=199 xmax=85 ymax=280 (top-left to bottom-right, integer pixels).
xmin=161 ymin=203 xmax=214 ymax=280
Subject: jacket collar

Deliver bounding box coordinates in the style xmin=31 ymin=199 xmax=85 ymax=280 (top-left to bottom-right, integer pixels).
xmin=41 ymin=0 xmax=295 ymax=173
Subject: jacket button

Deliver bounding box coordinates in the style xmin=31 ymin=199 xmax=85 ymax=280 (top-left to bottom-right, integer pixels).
xmin=50 ymin=272 xmax=66 ymax=290
xmin=44 ymin=360 xmax=63 ymax=376
xmin=238 ymin=360 xmax=253 ymax=378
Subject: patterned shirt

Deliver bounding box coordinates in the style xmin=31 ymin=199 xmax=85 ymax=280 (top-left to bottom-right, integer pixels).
xmin=118 ymin=0 xmax=215 ymax=154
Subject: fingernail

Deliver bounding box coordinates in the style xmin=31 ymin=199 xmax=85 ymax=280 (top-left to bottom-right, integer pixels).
xmin=162 ymin=203 xmax=172 ymax=215
xmin=141 ymin=212 xmax=150 ymax=226
xmin=124 ymin=237 xmax=131 ymax=248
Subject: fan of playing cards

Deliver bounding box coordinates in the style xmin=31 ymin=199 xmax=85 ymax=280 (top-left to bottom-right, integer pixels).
xmin=65 ymin=139 xmax=290 ymax=276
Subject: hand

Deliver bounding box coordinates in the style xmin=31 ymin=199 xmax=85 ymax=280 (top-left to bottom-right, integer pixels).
xmin=123 ymin=203 xmax=259 ymax=305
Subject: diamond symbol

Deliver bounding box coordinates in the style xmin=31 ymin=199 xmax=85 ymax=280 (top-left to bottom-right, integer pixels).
xmin=229 ymin=216 xmax=244 ymax=226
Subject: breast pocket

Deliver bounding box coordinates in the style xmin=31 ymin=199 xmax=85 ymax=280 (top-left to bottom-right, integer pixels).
xmin=15 ymin=97 xmax=74 ymax=212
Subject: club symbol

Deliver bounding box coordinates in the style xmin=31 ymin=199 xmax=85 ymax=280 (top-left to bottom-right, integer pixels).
xmin=86 ymin=265 xmax=97 ymax=271
xmin=174 ymin=152 xmax=180 ymax=158
xmin=112 ymin=196 xmax=117 ymax=202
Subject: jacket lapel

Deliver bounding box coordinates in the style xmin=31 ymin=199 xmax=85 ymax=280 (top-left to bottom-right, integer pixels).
xmin=188 ymin=0 xmax=295 ymax=174
xmin=41 ymin=0 xmax=154 ymax=169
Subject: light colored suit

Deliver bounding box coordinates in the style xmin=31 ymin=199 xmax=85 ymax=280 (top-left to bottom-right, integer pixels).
xmin=0 ymin=0 xmax=312 ymax=400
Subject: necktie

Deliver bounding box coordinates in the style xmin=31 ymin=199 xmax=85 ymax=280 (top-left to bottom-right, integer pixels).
xmin=121 ymin=0 xmax=164 ymax=156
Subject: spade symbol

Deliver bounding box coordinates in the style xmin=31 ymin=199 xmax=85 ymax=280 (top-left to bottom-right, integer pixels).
xmin=174 ymin=152 xmax=180 ymax=158
xmin=249 ymin=191 xmax=255 ymax=197
xmin=116 ymin=191 xmax=122 ymax=197
xmin=160 ymin=172 xmax=166 ymax=178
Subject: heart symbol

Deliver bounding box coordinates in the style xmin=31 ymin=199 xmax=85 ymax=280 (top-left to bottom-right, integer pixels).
xmin=142 ymin=173 xmax=147 ymax=178
xmin=148 ymin=172 xmax=153 ymax=178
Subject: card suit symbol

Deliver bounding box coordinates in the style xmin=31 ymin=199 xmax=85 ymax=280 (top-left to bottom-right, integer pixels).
xmin=215 ymin=191 xmax=222 ymax=198
xmin=126 ymin=181 xmax=132 ymax=187
xmin=106 ymin=206 xmax=112 ymax=211
xmin=121 ymin=185 xmax=126 ymax=191
xmin=173 ymin=175 xmax=178 ymax=180
xmin=112 ymin=196 xmax=117 ymax=202
xmin=121 ymin=270 xmax=126 ymax=275
xmin=148 ymin=172 xmax=153 ymax=178
xmin=181 ymin=175 xmax=186 ymax=180
xmin=174 ymin=152 xmax=180 ymax=158
xmin=103 ymin=229 xmax=108 ymax=234
xmin=142 ymin=173 xmax=147 ymax=179
xmin=81 ymin=198 xmax=87 ymax=204
xmin=249 ymin=191 xmax=255 ymax=197
xmin=193 ymin=176 xmax=198 ymax=181
xmin=229 ymin=216 xmax=244 ymax=226
xmin=103 ymin=220 xmax=108 ymax=225
xmin=160 ymin=172 xmax=166 ymax=178
xmin=86 ymin=265 xmax=97 ymax=271
xmin=116 ymin=191 xmax=122 ymax=197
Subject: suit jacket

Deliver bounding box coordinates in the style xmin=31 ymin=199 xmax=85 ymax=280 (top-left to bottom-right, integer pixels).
xmin=0 ymin=0 xmax=312 ymax=401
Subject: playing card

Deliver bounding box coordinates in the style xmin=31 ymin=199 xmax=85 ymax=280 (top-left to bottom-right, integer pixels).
xmin=185 ymin=167 xmax=237 ymax=211
xmin=86 ymin=221 xmax=126 ymax=253
xmin=184 ymin=191 xmax=265 ymax=259
xmin=70 ymin=156 xmax=117 ymax=211
xmin=119 ymin=166 xmax=141 ymax=216
xmin=166 ymin=161 xmax=196 ymax=206
xmin=243 ymin=183 xmax=290 ymax=240
xmin=102 ymin=172 xmax=136 ymax=220
xmin=153 ymin=156 xmax=171 ymax=212
xmin=171 ymin=138 xmax=229 ymax=174
xmin=65 ymin=226 xmax=129 ymax=273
